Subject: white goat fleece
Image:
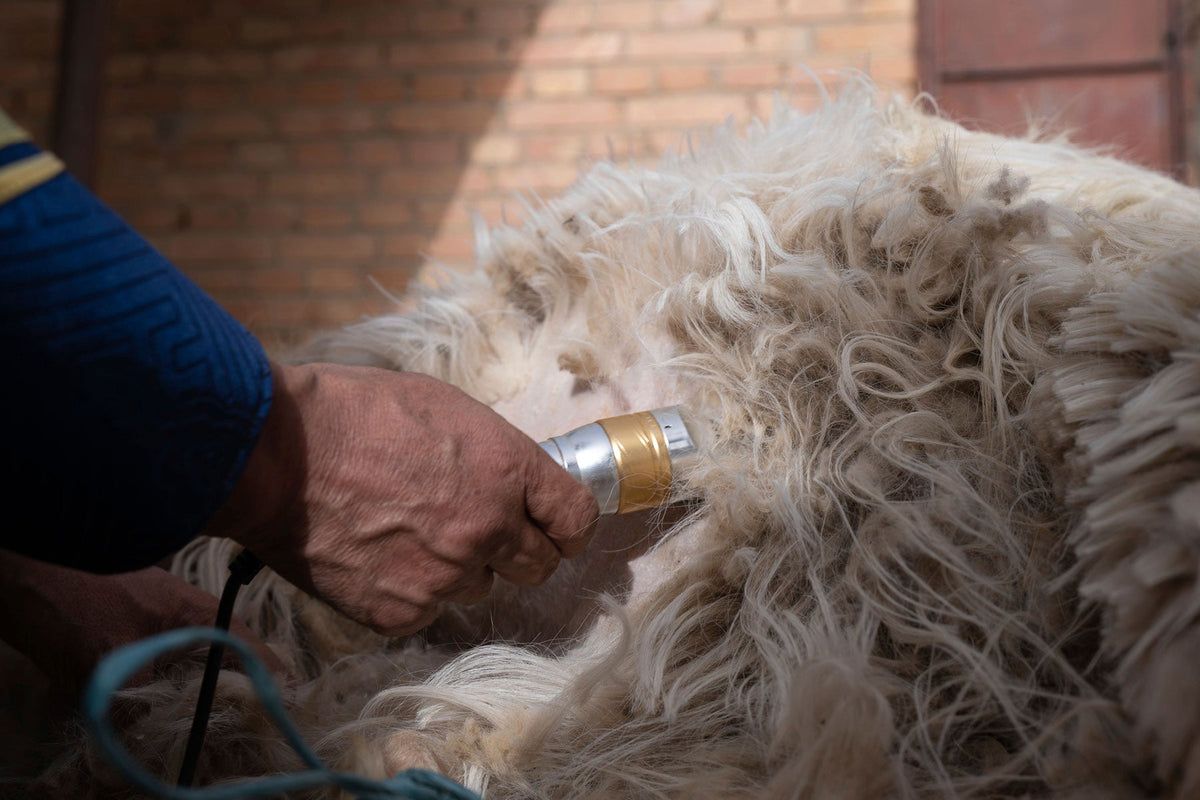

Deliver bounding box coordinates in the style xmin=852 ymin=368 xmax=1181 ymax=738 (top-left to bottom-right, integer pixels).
xmin=24 ymin=78 xmax=1200 ymax=798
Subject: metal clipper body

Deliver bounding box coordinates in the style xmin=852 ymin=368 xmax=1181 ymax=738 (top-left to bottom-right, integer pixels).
xmin=538 ymin=406 xmax=698 ymax=515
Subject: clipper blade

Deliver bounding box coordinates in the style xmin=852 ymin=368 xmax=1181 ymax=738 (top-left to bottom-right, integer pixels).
xmin=538 ymin=406 xmax=697 ymax=515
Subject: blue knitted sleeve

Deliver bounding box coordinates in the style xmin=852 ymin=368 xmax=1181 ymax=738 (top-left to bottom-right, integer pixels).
xmin=0 ymin=134 xmax=273 ymax=573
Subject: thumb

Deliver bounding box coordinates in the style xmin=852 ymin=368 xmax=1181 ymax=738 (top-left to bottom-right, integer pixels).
xmin=522 ymin=438 xmax=599 ymax=558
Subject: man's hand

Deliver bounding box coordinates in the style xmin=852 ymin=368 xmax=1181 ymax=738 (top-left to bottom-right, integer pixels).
xmin=206 ymin=363 xmax=599 ymax=637
xmin=0 ymin=551 xmax=287 ymax=697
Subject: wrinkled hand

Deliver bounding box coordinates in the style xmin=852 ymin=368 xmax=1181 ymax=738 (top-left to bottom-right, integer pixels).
xmin=206 ymin=363 xmax=598 ymax=637
xmin=0 ymin=551 xmax=287 ymax=697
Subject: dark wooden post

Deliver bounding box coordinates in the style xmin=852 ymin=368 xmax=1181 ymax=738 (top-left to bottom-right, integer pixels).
xmin=52 ymin=0 xmax=111 ymax=187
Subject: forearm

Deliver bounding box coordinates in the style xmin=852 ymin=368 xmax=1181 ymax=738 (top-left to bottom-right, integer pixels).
xmin=0 ymin=119 xmax=272 ymax=572
xmin=0 ymin=548 xmax=289 ymax=693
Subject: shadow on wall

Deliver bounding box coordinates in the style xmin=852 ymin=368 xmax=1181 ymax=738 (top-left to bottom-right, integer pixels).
xmin=85 ymin=0 xmax=556 ymax=351
xmin=0 ymin=1 xmax=62 ymax=148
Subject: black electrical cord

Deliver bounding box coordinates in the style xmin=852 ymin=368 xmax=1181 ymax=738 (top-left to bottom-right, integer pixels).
xmin=176 ymin=548 xmax=265 ymax=788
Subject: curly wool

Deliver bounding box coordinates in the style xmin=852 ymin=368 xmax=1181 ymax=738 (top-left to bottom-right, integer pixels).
xmin=26 ymin=78 xmax=1200 ymax=798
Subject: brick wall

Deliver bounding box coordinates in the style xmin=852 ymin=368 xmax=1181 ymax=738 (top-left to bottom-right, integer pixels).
xmin=9 ymin=0 xmax=916 ymax=350
xmin=0 ymin=0 xmax=60 ymax=145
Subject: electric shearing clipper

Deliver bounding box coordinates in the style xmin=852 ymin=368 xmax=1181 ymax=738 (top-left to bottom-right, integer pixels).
xmin=538 ymin=406 xmax=698 ymax=515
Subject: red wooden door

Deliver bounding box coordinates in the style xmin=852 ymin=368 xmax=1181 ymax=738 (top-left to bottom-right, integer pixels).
xmin=918 ymin=0 xmax=1190 ymax=179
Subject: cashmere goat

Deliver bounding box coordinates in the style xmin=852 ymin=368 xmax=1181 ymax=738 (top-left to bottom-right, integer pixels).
xmin=18 ymin=79 xmax=1200 ymax=799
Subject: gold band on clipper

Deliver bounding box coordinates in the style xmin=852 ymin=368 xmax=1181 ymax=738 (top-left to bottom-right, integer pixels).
xmin=598 ymin=411 xmax=672 ymax=513
xmin=538 ymin=405 xmax=698 ymax=516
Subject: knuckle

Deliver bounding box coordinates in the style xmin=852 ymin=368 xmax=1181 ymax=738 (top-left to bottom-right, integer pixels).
xmin=464 ymin=570 xmax=495 ymax=603
xmin=373 ymin=603 xmax=432 ymax=637
xmin=522 ymin=553 xmax=560 ymax=586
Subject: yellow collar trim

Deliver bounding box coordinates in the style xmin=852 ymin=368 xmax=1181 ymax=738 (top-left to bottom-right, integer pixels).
xmin=0 ymin=151 xmax=66 ymax=206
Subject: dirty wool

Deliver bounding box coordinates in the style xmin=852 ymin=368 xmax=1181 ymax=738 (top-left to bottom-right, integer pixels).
xmin=32 ymin=80 xmax=1200 ymax=798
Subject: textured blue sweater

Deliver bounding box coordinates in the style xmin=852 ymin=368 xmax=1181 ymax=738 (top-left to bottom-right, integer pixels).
xmin=0 ymin=123 xmax=272 ymax=572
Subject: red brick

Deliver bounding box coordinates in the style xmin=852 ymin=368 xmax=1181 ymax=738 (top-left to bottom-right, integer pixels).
xmin=5 ymin=60 xmax=53 ymax=85
xmin=722 ymin=0 xmax=783 ymax=23
xmin=239 ymin=17 xmax=295 ymax=45
xmin=365 ymin=265 xmax=415 ymax=293
xmin=153 ymin=51 xmax=267 ymax=78
xmin=862 ymin=55 xmax=917 ymax=86
xmin=247 ymin=203 xmax=300 ymax=229
xmin=296 ymin=16 xmax=356 ymax=40
xmin=659 ymin=0 xmax=719 ymax=27
xmin=626 ymin=29 xmax=746 ymax=60
xmin=299 ymin=205 xmax=354 ymax=229
xmin=384 ymin=103 xmax=493 ymax=133
xmin=193 ymin=269 xmax=248 ymax=292
xmin=815 ymin=20 xmax=915 ymax=53
xmin=470 ymin=135 xmax=521 ymax=165
xmin=521 ymin=33 xmax=622 ymax=65
xmin=308 ymin=266 xmax=364 ymax=291
xmin=782 ymin=0 xmax=849 ymax=18
xmin=312 ymin=297 xmax=386 ymax=325
xmin=350 ymin=138 xmax=407 ymax=166
xmin=424 ymin=202 xmax=474 ymax=231
xmin=279 ymin=234 xmax=376 ymax=261
xmin=180 ymin=111 xmax=271 ymax=140
xmin=294 ymin=79 xmax=348 ymax=104
xmin=268 ymin=172 xmax=370 ymax=198
xmin=506 ymin=99 xmax=621 ymax=130
xmin=409 ymin=8 xmax=470 ymax=35
xmin=154 ymin=173 xmax=262 ymax=201
xmin=381 ymin=233 xmax=428 ymax=258
xmin=388 ymin=40 xmax=512 ymax=68
xmin=253 ymin=298 xmax=315 ymax=328
xmin=105 ymin=54 xmax=149 ymax=82
xmin=107 ymin=84 xmax=180 ymax=113
xmin=412 ymin=73 xmax=468 ymax=102
xmin=293 ymin=142 xmax=346 ymax=167
xmin=271 ymin=44 xmax=382 ymax=72
xmin=584 ymin=131 xmax=640 ymax=160
xmin=178 ymin=143 xmax=234 ymax=168
xmin=536 ymin=3 xmax=594 ymax=33
xmin=592 ymin=66 xmax=652 ymax=95
xmin=248 ymin=268 xmax=305 ymax=292
xmin=860 ymin=0 xmax=915 ymax=14
xmin=163 ymin=234 xmax=273 ymax=262
xmin=458 ymin=166 xmax=493 ymax=194
xmin=470 ymin=71 xmax=521 ymax=100
xmin=237 ymin=142 xmax=289 ymax=168
xmin=408 ymin=138 xmax=463 ymax=165
xmin=356 ymin=77 xmax=408 ymax=104
xmin=177 ymin=21 xmax=237 ymax=49
xmin=659 ymin=65 xmax=713 ymax=91
xmin=183 ymin=204 xmax=246 ymax=230
xmin=183 ymin=82 xmax=243 ymax=108
xmin=474 ymin=5 xmax=535 ymax=35
xmin=424 ymin=234 xmax=475 ymax=262
xmin=751 ymin=26 xmax=815 ymax=57
xmin=722 ymin=61 xmax=787 ymax=90
xmin=121 ymin=205 xmax=180 ymax=232
xmin=247 ymin=82 xmax=290 ymax=107
xmin=492 ymin=162 xmax=578 ymax=193
xmin=627 ymin=93 xmax=749 ymax=126
xmin=523 ymin=134 xmax=586 ymax=162
xmin=360 ymin=201 xmax=416 ymax=228
xmin=276 ymin=108 xmax=376 ymax=137
xmin=378 ymin=167 xmax=470 ymax=197
xmin=594 ymin=1 xmax=654 ymax=28
xmin=529 ymin=68 xmax=589 ymax=98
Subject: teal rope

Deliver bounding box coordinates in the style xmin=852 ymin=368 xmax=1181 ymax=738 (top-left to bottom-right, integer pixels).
xmin=85 ymin=627 xmax=481 ymax=800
